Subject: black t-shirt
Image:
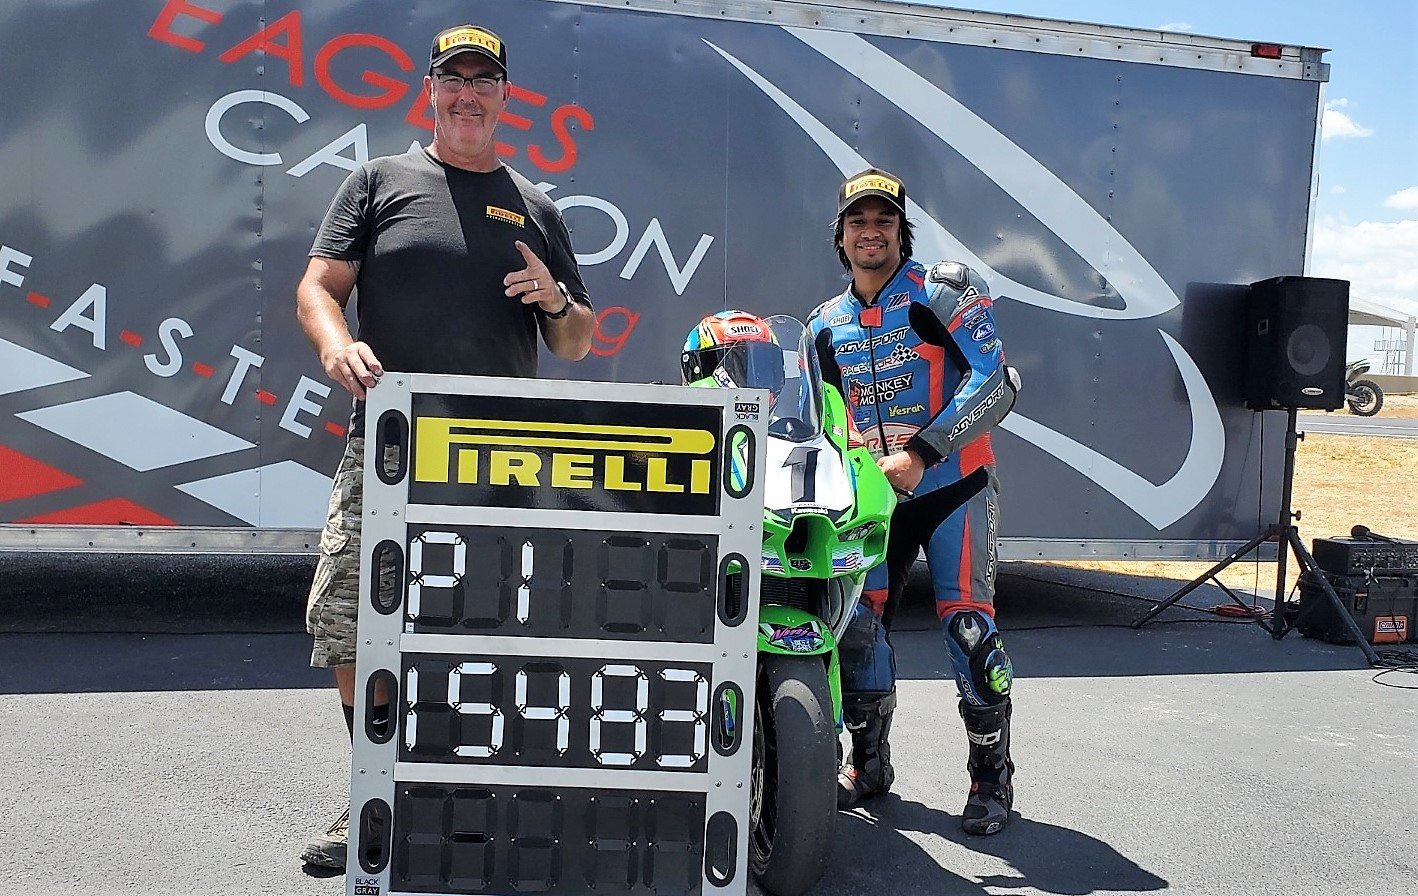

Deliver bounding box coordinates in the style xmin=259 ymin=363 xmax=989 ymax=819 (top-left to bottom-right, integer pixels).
xmin=310 ymin=148 xmax=590 ymax=431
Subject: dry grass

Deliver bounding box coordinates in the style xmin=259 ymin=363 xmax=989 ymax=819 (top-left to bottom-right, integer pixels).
xmin=1049 ymin=394 xmax=1418 ymax=596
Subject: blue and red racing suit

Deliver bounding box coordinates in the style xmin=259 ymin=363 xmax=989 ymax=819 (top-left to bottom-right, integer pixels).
xmin=808 ymin=259 xmax=1019 ymax=707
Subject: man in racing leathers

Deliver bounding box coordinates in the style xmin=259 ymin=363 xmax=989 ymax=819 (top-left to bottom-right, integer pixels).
xmin=808 ymin=168 xmax=1021 ymax=835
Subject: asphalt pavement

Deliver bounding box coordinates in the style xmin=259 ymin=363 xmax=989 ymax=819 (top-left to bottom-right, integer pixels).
xmin=1 ymin=553 xmax=1414 ymax=896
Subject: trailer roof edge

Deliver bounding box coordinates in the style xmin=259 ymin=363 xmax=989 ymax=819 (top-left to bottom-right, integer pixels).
xmin=560 ymin=0 xmax=1329 ymax=80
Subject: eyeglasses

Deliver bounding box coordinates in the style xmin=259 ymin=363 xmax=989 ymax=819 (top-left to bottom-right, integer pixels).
xmin=434 ymin=72 xmax=505 ymax=96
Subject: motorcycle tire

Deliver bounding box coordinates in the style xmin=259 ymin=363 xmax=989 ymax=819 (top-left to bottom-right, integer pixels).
xmin=749 ymin=654 xmax=837 ymax=896
xmin=1346 ymin=380 xmax=1384 ymax=417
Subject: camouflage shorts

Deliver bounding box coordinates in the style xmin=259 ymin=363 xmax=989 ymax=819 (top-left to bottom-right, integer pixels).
xmin=305 ymin=438 xmax=398 ymax=668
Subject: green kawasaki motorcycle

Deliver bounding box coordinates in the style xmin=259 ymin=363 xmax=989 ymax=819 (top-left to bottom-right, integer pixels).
xmin=685 ymin=313 xmax=896 ymax=896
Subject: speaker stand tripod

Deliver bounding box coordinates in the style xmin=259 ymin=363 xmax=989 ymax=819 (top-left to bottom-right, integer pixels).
xmin=1131 ymin=408 xmax=1380 ymax=665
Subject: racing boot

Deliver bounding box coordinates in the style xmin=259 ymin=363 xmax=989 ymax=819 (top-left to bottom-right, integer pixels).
xmin=959 ymin=698 xmax=1013 ymax=835
xmin=837 ymin=690 xmax=896 ymax=808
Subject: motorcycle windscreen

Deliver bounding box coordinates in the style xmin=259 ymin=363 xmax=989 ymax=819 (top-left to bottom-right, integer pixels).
xmin=763 ymin=315 xmax=825 ymax=443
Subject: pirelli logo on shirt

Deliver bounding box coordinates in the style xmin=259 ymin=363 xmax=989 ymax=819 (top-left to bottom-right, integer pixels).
xmin=407 ymin=393 xmax=724 ymax=515
xmin=486 ymin=206 xmax=525 ymax=227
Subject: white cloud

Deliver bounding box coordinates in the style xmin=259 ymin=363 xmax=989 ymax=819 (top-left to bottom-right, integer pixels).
xmin=1310 ymin=217 xmax=1418 ymax=312
xmin=1328 ymin=184 xmax=1348 ymax=195
xmin=1322 ymin=99 xmax=1373 ymax=140
xmin=1384 ymin=187 xmax=1418 ymax=210
xmin=1154 ymin=21 xmax=1194 ymax=32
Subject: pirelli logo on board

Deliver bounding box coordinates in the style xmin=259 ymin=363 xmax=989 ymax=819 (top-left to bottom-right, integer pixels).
xmin=408 ymin=393 xmax=723 ymax=515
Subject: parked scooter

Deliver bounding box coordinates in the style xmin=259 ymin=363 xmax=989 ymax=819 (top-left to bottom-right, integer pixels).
xmin=682 ymin=312 xmax=896 ymax=896
xmin=1344 ymin=359 xmax=1384 ymax=416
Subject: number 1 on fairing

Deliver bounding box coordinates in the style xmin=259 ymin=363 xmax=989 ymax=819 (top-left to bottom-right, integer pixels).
xmin=784 ymin=446 xmax=819 ymax=503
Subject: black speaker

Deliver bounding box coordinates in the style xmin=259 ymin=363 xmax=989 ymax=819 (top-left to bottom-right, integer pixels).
xmin=1244 ymin=276 xmax=1349 ymax=410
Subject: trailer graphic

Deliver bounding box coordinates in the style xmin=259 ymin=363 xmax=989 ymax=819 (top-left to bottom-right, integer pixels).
xmin=0 ymin=0 xmax=1326 ymax=556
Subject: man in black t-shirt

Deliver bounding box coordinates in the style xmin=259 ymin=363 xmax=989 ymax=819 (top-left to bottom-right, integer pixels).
xmin=294 ymin=23 xmax=594 ymax=870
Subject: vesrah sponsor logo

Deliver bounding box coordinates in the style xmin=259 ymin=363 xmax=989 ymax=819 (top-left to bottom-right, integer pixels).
xmin=888 ymin=402 xmax=925 ymax=417
xmin=409 ymin=394 xmax=721 ymax=514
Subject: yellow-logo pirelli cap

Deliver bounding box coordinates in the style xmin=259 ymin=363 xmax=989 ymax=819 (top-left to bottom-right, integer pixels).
xmin=838 ymin=167 xmax=908 ymax=216
xmin=430 ymin=25 xmax=507 ymax=74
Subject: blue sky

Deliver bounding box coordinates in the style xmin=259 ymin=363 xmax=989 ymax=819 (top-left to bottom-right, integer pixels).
xmin=926 ymin=1 xmax=1417 ymax=367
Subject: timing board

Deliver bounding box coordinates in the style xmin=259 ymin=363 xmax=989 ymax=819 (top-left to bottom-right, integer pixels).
xmin=350 ymin=374 xmax=767 ymax=896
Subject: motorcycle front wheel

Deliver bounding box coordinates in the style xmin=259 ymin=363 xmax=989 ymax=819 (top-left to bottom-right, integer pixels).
xmin=1347 ymin=380 xmax=1384 ymax=416
xmin=749 ymin=654 xmax=837 ymax=896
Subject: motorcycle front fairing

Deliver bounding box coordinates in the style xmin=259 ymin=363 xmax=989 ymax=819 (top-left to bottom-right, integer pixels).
xmin=689 ymin=316 xmax=897 ymax=723
xmin=748 ymin=317 xmax=895 ymax=638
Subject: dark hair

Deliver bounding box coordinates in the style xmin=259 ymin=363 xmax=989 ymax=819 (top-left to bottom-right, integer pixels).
xmin=833 ymin=212 xmax=914 ymax=271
